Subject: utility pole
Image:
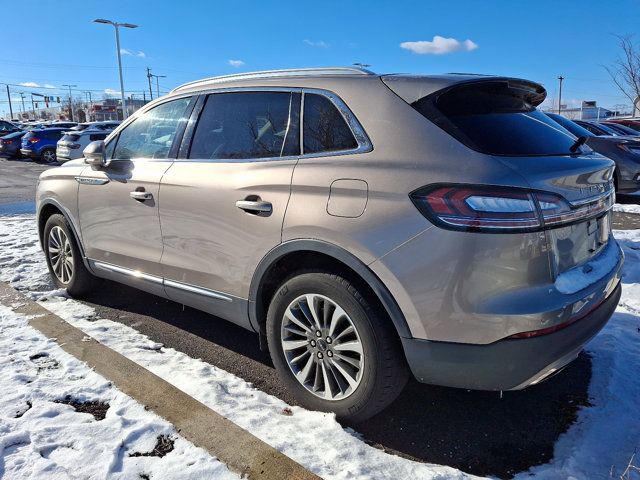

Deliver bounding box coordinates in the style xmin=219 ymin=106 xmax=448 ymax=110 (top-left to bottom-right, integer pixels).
xmin=19 ymin=92 xmax=26 ymax=115
xmin=30 ymin=94 xmax=36 ymax=120
xmin=62 ymin=84 xmax=77 ymax=121
xmin=557 ymin=75 xmax=564 ymax=115
xmin=146 ymin=67 xmax=154 ymax=100
xmin=5 ymin=85 xmax=13 ymax=119
xmin=151 ymin=73 xmax=166 ymax=98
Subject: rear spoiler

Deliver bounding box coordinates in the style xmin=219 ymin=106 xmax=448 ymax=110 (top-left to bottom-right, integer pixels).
xmin=381 ymin=74 xmax=547 ymax=107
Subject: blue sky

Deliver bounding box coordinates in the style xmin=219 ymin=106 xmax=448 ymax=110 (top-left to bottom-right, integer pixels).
xmin=1 ymin=0 xmax=638 ymax=117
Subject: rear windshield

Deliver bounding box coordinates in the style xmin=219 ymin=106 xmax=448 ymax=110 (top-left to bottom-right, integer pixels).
xmin=412 ymin=81 xmax=583 ymax=156
xmin=61 ymin=134 xmax=80 ymax=142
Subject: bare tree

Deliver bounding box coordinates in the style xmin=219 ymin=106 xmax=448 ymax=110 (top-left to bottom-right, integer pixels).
xmin=605 ymin=35 xmax=640 ymax=110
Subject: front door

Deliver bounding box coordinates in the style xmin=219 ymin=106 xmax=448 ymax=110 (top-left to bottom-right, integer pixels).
xmin=77 ymin=96 xmax=194 ymax=294
xmin=158 ymin=90 xmax=301 ymax=325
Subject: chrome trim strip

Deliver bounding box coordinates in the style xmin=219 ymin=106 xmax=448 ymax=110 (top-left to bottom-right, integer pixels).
xmin=92 ymin=261 xmax=163 ymax=284
xmin=75 ymin=176 xmax=109 ymax=185
xmin=164 ymin=279 xmax=233 ymax=302
xmin=171 ymin=67 xmax=375 ymax=93
xmin=569 ymin=189 xmax=615 ymax=207
xmin=92 ymin=261 xmax=234 ymax=302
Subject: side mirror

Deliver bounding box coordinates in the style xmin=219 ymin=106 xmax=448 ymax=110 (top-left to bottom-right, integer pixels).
xmin=84 ymin=140 xmax=107 ymax=167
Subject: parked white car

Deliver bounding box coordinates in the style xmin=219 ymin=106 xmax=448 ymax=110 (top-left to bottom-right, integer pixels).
xmin=56 ymin=122 xmax=120 ymax=162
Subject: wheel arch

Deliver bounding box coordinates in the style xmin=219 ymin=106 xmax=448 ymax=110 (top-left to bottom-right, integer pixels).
xmin=248 ymin=240 xmax=412 ymax=343
xmin=37 ymin=199 xmax=87 ymax=261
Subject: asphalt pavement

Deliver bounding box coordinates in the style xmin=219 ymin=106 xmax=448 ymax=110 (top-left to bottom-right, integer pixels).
xmin=1 ymin=156 xmax=638 ymax=478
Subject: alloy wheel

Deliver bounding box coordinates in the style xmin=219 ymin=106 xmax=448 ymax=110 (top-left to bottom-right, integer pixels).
xmin=281 ymin=293 xmax=364 ymax=401
xmin=42 ymin=150 xmax=56 ymax=163
xmin=48 ymin=226 xmax=74 ymax=284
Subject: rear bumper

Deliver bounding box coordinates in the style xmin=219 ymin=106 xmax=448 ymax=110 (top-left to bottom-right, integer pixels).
xmin=402 ymin=281 xmax=621 ymax=391
xmin=20 ymin=148 xmax=38 ymax=157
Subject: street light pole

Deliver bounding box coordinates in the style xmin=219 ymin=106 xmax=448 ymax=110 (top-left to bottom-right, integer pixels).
xmin=19 ymin=92 xmax=26 ymax=114
xmin=557 ymin=75 xmax=564 ymax=115
xmin=94 ymin=19 xmax=138 ymax=119
xmin=62 ymin=84 xmax=77 ymax=121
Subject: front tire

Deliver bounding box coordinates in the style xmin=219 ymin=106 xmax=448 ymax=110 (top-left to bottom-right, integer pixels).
xmin=43 ymin=214 xmax=99 ymax=297
xmin=266 ymin=272 xmax=408 ymax=422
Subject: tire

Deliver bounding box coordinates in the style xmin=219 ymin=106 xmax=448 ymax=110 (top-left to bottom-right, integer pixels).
xmin=41 ymin=148 xmax=56 ymax=164
xmin=266 ymin=271 xmax=408 ymax=422
xmin=43 ymin=214 xmax=99 ymax=297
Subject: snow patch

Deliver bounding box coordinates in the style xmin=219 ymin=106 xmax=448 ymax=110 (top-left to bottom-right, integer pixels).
xmin=555 ymin=240 xmax=621 ymax=294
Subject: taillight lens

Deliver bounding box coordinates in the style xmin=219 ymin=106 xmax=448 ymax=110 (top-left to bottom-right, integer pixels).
xmin=410 ymin=185 xmax=614 ymax=233
xmin=28 ymin=137 xmax=40 ymax=144
xmin=2 ymin=140 xmax=12 ymax=145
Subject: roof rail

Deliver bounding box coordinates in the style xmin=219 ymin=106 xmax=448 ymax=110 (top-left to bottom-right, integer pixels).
xmin=170 ymin=67 xmax=376 ymax=93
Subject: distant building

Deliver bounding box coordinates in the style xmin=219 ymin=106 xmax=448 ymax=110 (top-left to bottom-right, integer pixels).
xmin=555 ymin=101 xmax=613 ymax=121
xmin=89 ymin=98 xmax=147 ymax=121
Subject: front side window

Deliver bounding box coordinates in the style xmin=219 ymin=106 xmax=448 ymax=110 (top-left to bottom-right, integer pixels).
xmin=303 ymin=93 xmax=357 ymax=154
xmin=112 ymin=97 xmax=191 ymax=160
xmin=189 ymin=91 xmax=300 ymax=160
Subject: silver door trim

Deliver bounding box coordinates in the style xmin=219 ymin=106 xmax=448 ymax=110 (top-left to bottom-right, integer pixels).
xmin=164 ymin=279 xmax=233 ymax=302
xmin=75 ymin=176 xmax=109 ymax=185
xmin=92 ymin=261 xmax=163 ymax=284
xmin=91 ymin=260 xmax=233 ymax=302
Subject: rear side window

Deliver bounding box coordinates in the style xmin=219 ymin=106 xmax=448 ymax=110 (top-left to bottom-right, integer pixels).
xmin=62 ymin=134 xmax=80 ymax=142
xmin=113 ymin=97 xmax=191 ymax=160
xmin=89 ymin=133 xmax=107 ymax=141
xmin=413 ymin=81 xmax=582 ymax=156
xmin=303 ymin=94 xmax=357 ymax=154
xmin=44 ymin=130 xmax=64 ymax=140
xmin=189 ymin=91 xmax=300 ymax=160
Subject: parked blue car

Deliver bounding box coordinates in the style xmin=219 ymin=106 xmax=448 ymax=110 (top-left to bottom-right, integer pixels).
xmin=20 ymin=128 xmax=68 ymax=163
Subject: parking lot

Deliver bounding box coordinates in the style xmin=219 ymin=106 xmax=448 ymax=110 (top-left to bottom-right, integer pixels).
xmin=1 ymin=156 xmax=638 ymax=478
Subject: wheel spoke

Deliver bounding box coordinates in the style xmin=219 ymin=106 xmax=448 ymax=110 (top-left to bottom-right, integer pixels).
xmin=320 ymin=363 xmax=334 ymax=400
xmin=284 ymin=307 xmax=312 ymax=334
xmin=295 ymin=355 xmax=315 ymax=384
xmin=333 ymin=340 xmax=363 ymax=355
xmin=333 ymin=352 xmax=361 ymax=369
xmin=282 ymin=339 xmax=309 ymax=351
xmin=328 ymin=306 xmax=347 ymax=337
xmin=330 ymin=358 xmax=359 ymax=390
xmin=303 ymin=294 xmax=322 ymax=330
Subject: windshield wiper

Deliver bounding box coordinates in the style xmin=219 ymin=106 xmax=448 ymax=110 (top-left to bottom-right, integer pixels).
xmin=570 ymin=135 xmax=588 ymax=153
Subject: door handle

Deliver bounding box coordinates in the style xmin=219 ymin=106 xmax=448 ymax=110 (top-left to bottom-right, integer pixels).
xmin=130 ymin=190 xmax=153 ymax=201
xmin=235 ymin=200 xmax=272 ymax=213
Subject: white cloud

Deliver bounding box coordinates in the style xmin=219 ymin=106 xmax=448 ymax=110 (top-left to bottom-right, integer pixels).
xmin=120 ymin=48 xmax=146 ymax=58
xmin=19 ymin=82 xmax=40 ymax=87
xmin=228 ymin=59 xmax=245 ymax=68
xmin=104 ymin=88 xmax=119 ymax=95
xmin=44 ymin=84 xmax=56 ymax=89
xmin=400 ymin=36 xmax=478 ymax=55
xmin=304 ymin=39 xmax=329 ymax=48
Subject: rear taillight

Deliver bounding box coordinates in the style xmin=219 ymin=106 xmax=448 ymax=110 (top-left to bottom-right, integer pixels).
xmin=1 ymin=140 xmax=11 ymax=145
xmin=28 ymin=137 xmax=40 ymax=144
xmin=410 ymin=184 xmax=614 ymax=233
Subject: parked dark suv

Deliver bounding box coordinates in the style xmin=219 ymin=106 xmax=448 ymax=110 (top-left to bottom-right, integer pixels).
xmin=36 ymin=68 xmax=622 ymax=421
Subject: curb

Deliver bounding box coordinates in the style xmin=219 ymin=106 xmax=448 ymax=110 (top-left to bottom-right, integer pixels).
xmin=0 ymin=282 xmax=320 ymax=480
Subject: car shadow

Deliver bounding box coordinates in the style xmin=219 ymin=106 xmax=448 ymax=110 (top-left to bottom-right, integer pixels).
xmin=81 ymin=280 xmax=592 ymax=480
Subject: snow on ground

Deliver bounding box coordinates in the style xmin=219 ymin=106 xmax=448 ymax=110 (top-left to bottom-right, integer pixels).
xmin=614 ymin=203 xmax=640 ymax=214
xmin=0 ymin=305 xmax=237 ymax=480
xmin=1 ymin=213 xmax=639 ymax=479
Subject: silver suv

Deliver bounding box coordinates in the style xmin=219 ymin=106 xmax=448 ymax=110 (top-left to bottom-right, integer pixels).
xmin=36 ymin=67 xmax=623 ymax=421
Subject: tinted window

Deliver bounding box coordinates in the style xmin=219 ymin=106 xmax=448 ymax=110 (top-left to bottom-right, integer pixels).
xmin=303 ymin=94 xmax=357 ymax=154
xmin=413 ymin=82 xmax=584 ymax=156
xmin=89 ymin=133 xmax=107 ymax=141
xmin=189 ymin=92 xmax=299 ymax=160
xmin=113 ymin=97 xmax=191 ymax=160
xmin=575 ymin=121 xmax=608 ymax=136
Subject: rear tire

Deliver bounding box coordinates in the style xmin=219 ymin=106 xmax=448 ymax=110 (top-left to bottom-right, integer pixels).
xmin=43 ymin=214 xmax=99 ymax=297
xmin=266 ymin=271 xmax=408 ymax=422
xmin=41 ymin=148 xmax=56 ymax=164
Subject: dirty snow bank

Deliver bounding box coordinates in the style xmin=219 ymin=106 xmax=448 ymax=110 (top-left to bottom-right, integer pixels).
xmin=0 ymin=305 xmax=237 ymax=480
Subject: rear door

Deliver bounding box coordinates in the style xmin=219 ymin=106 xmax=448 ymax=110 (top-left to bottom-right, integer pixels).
xmin=158 ymin=90 xmax=300 ymax=325
xmin=77 ymin=96 xmax=194 ymax=294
